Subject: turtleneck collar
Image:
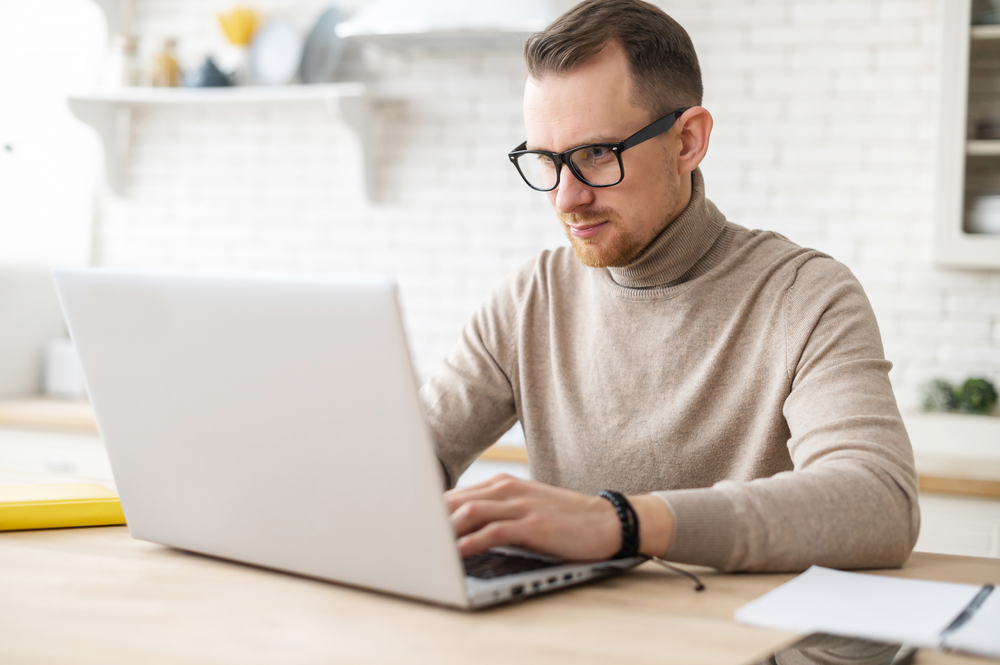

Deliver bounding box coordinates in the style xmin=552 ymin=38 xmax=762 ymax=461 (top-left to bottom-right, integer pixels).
xmin=606 ymin=168 xmax=727 ymax=290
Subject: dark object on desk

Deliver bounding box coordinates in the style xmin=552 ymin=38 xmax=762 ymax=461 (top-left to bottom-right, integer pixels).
xmin=185 ymin=57 xmax=232 ymax=88
xmin=753 ymin=633 xmax=916 ymax=665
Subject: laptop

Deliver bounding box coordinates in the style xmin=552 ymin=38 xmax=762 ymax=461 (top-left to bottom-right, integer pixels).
xmin=53 ymin=269 xmax=645 ymax=609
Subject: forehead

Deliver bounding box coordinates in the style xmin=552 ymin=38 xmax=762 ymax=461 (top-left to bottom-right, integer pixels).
xmin=523 ymin=43 xmax=649 ymax=152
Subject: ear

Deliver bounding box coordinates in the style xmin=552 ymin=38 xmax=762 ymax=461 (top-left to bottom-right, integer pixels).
xmin=675 ymin=107 xmax=713 ymax=175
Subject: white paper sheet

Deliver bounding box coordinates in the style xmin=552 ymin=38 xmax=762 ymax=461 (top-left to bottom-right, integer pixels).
xmin=734 ymin=566 xmax=984 ymax=649
xmin=946 ymin=589 xmax=1000 ymax=658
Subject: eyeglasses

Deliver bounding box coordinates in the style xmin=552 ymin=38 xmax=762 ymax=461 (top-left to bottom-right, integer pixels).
xmin=508 ymin=108 xmax=689 ymax=192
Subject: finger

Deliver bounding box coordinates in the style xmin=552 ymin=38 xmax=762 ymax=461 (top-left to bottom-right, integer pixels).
xmin=446 ymin=472 xmax=516 ymax=495
xmin=445 ymin=474 xmax=525 ymax=513
xmin=457 ymin=519 xmax=525 ymax=557
xmin=451 ymin=498 xmax=527 ymax=538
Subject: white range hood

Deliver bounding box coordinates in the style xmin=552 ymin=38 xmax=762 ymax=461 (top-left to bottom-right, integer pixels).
xmin=336 ymin=0 xmax=560 ymax=54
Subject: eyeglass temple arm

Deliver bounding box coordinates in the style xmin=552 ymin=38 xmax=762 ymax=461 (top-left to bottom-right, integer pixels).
xmin=509 ymin=141 xmax=528 ymax=157
xmin=621 ymin=108 xmax=690 ymax=151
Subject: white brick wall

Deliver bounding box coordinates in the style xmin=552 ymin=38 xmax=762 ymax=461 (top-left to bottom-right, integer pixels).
xmin=95 ymin=0 xmax=1000 ymax=409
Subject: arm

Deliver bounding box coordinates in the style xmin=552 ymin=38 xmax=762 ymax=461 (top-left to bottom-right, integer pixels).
xmin=656 ymin=258 xmax=919 ymax=571
xmin=448 ymin=258 xmax=919 ymax=571
xmin=420 ymin=263 xmax=530 ymax=487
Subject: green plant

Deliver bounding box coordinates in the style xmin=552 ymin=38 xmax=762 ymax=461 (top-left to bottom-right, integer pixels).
xmin=954 ymin=377 xmax=999 ymax=415
xmin=921 ymin=379 xmax=957 ymax=412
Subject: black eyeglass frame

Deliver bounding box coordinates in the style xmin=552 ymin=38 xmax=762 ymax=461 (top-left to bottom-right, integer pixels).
xmin=508 ymin=107 xmax=690 ymax=192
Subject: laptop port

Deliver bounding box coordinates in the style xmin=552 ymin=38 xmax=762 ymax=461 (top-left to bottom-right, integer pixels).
xmin=563 ymin=573 xmax=573 ymax=581
xmin=512 ymin=585 xmax=524 ymax=596
xmin=532 ymin=581 xmax=541 ymax=591
xmin=547 ymin=577 xmax=558 ymax=584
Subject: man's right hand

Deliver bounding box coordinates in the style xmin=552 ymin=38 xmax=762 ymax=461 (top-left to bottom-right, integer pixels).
xmin=445 ymin=474 xmax=674 ymax=560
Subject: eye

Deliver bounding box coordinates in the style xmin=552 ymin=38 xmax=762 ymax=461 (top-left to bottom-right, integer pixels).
xmin=577 ymin=147 xmax=613 ymax=163
xmin=536 ymin=154 xmax=556 ymax=169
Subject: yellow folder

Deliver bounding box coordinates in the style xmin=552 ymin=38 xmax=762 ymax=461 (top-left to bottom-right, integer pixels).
xmin=0 ymin=483 xmax=126 ymax=531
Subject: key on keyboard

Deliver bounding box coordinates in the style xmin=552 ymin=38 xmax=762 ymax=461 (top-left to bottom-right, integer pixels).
xmin=463 ymin=551 xmax=561 ymax=579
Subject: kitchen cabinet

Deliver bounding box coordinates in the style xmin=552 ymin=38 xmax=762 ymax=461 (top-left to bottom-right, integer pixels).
xmin=0 ymin=428 xmax=111 ymax=480
xmin=937 ymin=1 xmax=1000 ymax=267
xmin=916 ymin=494 xmax=1000 ymax=557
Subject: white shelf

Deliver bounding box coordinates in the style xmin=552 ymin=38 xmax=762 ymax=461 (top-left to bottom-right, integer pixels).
xmin=344 ymin=31 xmax=534 ymax=56
xmin=68 ymin=84 xmax=378 ymax=199
xmin=967 ymin=139 xmax=1000 ymax=156
xmin=971 ymin=24 xmax=1000 ymax=40
xmin=70 ymin=83 xmax=365 ymax=105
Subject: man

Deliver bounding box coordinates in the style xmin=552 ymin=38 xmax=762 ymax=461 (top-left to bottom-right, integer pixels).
xmin=419 ymin=0 xmax=919 ymax=572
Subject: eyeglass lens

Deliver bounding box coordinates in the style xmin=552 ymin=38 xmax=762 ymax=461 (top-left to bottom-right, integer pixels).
xmin=515 ymin=145 xmax=622 ymax=190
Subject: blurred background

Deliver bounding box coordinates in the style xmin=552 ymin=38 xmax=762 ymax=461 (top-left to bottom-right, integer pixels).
xmin=2 ymin=0 xmax=1000 ymax=556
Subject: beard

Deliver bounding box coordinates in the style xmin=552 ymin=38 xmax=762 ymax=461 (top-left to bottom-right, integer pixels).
xmin=558 ymin=207 xmax=644 ymax=268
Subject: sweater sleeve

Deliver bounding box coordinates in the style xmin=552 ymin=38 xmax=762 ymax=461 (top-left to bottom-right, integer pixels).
xmin=656 ymin=257 xmax=920 ymax=572
xmin=418 ymin=262 xmax=531 ymax=488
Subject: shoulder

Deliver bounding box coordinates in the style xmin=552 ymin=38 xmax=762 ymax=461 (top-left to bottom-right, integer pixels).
xmin=771 ymin=249 xmax=883 ymax=378
xmin=723 ymin=224 xmax=863 ymax=293
xmin=722 ymin=225 xmax=873 ymax=329
xmin=494 ymin=245 xmax=586 ymax=305
xmin=709 ymin=224 xmax=834 ymax=299
xmin=785 ymin=252 xmax=869 ymax=315
xmin=473 ymin=247 xmax=572 ymax=326
xmin=729 ymin=225 xmax=826 ymax=271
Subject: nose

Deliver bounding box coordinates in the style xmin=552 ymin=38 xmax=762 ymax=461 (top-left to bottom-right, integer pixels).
xmin=552 ymin=164 xmax=596 ymax=214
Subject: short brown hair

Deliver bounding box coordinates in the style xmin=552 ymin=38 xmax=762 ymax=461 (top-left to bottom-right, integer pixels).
xmin=524 ymin=0 xmax=703 ymax=120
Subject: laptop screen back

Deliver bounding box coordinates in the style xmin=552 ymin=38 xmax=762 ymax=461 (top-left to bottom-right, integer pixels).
xmin=54 ymin=269 xmax=468 ymax=607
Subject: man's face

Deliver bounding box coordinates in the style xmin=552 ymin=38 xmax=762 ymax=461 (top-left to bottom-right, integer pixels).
xmin=523 ymin=43 xmax=687 ymax=268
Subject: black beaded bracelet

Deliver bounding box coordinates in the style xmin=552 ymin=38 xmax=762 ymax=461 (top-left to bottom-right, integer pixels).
xmin=598 ymin=490 xmax=640 ymax=559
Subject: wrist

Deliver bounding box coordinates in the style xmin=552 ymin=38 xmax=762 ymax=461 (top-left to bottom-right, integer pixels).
xmin=598 ymin=491 xmax=640 ymax=558
xmin=628 ymin=494 xmax=675 ymax=558
xmin=593 ymin=495 xmax=625 ymax=560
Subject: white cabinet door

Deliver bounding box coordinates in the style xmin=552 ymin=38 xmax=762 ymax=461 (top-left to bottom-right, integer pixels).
xmin=0 ymin=428 xmax=112 ymax=480
xmin=915 ymin=494 xmax=1000 ymax=559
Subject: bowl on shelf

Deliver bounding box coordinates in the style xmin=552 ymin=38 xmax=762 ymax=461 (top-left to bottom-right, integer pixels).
xmin=968 ymin=194 xmax=1000 ymax=234
xmin=249 ymin=19 xmax=303 ymax=86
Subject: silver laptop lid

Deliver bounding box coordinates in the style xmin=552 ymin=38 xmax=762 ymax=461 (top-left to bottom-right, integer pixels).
xmin=54 ymin=269 xmax=469 ymax=608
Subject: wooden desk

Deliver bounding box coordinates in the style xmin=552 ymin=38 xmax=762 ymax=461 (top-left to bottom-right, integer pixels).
xmin=0 ymin=528 xmax=995 ymax=664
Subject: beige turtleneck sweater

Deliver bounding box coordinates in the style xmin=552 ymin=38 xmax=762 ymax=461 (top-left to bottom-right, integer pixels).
xmin=420 ymin=169 xmax=920 ymax=573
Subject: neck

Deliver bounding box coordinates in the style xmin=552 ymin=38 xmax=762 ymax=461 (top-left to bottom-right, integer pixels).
xmin=605 ymin=168 xmax=727 ymax=289
xmin=667 ymin=171 xmax=694 ymax=228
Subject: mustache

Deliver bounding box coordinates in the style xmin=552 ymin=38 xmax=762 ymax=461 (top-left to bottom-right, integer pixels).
xmin=558 ymin=207 xmax=620 ymax=225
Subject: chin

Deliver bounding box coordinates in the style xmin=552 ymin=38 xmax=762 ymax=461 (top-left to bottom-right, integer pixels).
xmin=565 ymin=227 xmax=640 ymax=268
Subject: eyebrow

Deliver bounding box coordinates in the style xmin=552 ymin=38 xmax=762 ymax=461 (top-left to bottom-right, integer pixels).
xmin=526 ymin=135 xmax=622 ymax=152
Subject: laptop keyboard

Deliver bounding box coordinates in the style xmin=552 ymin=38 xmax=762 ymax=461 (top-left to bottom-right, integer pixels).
xmin=463 ymin=551 xmax=561 ymax=579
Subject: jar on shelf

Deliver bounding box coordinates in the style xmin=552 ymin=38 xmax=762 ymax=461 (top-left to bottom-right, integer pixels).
xmin=151 ymin=37 xmax=182 ymax=87
xmin=103 ymin=34 xmax=140 ymax=88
